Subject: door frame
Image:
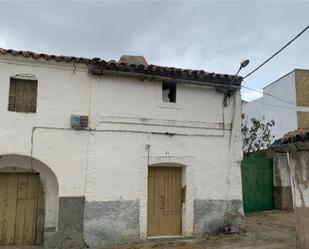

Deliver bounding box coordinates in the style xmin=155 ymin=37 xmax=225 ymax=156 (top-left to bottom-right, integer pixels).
xmin=139 ymin=156 xmax=195 ymax=240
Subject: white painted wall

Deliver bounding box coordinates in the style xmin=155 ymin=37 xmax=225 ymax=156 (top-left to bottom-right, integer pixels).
xmin=0 ymin=55 xmax=90 ymax=198
xmin=0 ymin=54 xmax=243 ymax=236
xmin=86 ymin=75 xmax=241 ymax=200
xmin=242 ymin=71 xmax=297 ymax=140
xmin=86 ymin=76 xmax=242 ymax=237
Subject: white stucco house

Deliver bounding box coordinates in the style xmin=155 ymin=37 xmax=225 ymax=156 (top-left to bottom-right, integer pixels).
xmin=0 ymin=48 xmax=244 ymax=248
xmin=243 ymin=69 xmax=309 ymax=140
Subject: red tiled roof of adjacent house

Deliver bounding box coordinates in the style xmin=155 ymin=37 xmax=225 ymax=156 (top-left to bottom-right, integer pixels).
xmin=0 ymin=47 xmax=242 ymax=85
xmin=281 ymin=128 xmax=309 ymax=144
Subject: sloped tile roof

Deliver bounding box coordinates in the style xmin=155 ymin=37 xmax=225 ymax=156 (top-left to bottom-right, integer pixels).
xmin=0 ymin=48 xmax=92 ymax=63
xmin=281 ymin=128 xmax=309 ymax=144
xmin=272 ymin=128 xmax=309 ymax=152
xmin=0 ymin=47 xmax=242 ymax=85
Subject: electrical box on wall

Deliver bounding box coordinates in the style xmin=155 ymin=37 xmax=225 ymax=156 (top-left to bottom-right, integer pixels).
xmin=71 ymin=115 xmax=89 ymax=130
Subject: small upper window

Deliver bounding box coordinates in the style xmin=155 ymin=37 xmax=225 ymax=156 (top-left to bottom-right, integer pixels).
xmin=162 ymin=82 xmax=176 ymax=103
xmin=8 ymin=77 xmax=38 ymax=113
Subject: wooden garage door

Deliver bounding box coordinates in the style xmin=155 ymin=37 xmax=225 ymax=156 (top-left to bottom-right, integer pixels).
xmin=148 ymin=167 xmax=182 ymax=236
xmin=0 ymin=173 xmax=43 ymax=245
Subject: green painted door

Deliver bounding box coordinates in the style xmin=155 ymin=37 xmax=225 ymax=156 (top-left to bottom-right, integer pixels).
xmin=241 ymin=157 xmax=274 ymax=212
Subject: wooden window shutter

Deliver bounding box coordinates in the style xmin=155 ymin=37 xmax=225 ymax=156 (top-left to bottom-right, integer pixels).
xmin=8 ymin=78 xmax=38 ymax=113
xmin=8 ymin=80 xmax=17 ymax=111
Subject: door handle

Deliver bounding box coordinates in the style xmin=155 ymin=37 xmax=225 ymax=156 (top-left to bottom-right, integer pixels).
xmin=160 ymin=195 xmax=165 ymax=210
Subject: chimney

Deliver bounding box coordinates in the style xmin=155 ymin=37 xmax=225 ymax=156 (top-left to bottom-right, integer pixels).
xmin=119 ymin=55 xmax=148 ymax=66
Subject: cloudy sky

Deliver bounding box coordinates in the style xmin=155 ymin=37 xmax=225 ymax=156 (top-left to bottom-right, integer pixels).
xmin=0 ymin=1 xmax=308 ymax=101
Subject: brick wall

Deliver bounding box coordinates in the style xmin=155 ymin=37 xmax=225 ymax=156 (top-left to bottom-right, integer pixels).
xmin=296 ymin=69 xmax=309 ymax=106
xmin=297 ymin=112 xmax=309 ymax=129
xmin=296 ymin=70 xmax=309 ymax=129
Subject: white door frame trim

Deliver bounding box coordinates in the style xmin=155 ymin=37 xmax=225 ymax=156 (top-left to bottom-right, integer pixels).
xmin=139 ymin=155 xmax=195 ymax=240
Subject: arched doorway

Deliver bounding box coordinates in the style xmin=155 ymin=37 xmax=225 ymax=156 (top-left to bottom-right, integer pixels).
xmin=0 ymin=172 xmax=43 ymax=245
xmin=0 ymin=154 xmax=59 ymax=246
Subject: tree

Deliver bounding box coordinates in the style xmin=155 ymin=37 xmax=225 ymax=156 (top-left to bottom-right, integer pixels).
xmin=242 ymin=114 xmax=275 ymax=155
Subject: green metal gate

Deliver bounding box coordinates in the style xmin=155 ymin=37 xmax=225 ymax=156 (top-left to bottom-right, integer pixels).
xmin=241 ymin=157 xmax=274 ymax=212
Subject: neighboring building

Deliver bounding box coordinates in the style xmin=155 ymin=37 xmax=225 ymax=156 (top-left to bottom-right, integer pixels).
xmin=272 ymin=129 xmax=309 ymax=249
xmin=243 ymin=69 xmax=309 ymax=140
xmin=0 ymin=48 xmax=244 ymax=248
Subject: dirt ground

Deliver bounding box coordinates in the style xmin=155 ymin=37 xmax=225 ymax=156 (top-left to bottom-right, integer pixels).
xmin=106 ymin=210 xmax=296 ymax=249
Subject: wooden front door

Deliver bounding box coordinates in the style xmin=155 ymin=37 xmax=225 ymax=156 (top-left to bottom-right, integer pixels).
xmin=0 ymin=173 xmax=43 ymax=245
xmin=147 ymin=167 xmax=182 ymax=236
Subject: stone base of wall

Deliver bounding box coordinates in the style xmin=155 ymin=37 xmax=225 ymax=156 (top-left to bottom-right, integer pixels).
xmin=43 ymin=198 xmax=244 ymax=247
xmin=274 ymin=186 xmax=293 ymax=211
xmin=193 ymin=199 xmax=244 ymax=236
xmin=44 ymin=197 xmax=85 ymax=249
xmin=84 ymin=200 xmax=139 ymax=247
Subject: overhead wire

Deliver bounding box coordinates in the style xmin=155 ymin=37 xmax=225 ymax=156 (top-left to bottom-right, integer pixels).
xmin=243 ymin=25 xmax=309 ymax=80
xmin=238 ymin=92 xmax=296 ymax=110
xmin=241 ymin=85 xmax=296 ymax=105
xmin=244 ymin=97 xmax=295 ymax=110
xmin=239 ymin=25 xmax=309 ymax=105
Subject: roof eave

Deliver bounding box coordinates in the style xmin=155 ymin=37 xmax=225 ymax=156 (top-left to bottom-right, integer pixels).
xmin=272 ymin=142 xmax=309 ymax=152
xmin=89 ymin=65 xmax=242 ymax=88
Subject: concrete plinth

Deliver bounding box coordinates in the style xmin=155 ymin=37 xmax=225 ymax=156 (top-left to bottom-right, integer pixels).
xmin=273 ymin=153 xmax=293 ymax=211
xmin=193 ymin=199 xmax=244 ymax=236
xmin=289 ymin=151 xmax=309 ymax=249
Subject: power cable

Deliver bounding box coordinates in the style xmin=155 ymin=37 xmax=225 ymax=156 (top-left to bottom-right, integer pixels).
xmin=243 ymin=25 xmax=309 ymax=79
xmin=246 ymin=98 xmax=295 ymax=110
xmin=242 ymin=85 xmax=296 ymax=105
xmin=238 ymin=92 xmax=296 ymax=110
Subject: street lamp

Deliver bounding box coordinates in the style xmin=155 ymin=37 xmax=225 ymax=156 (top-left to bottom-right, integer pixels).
xmin=240 ymin=59 xmax=250 ymax=69
xmin=234 ymin=59 xmax=250 ymax=79
xmin=223 ymin=59 xmax=250 ymax=106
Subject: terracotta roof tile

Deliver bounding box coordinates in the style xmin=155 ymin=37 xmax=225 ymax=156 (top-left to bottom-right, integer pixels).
xmin=281 ymin=128 xmax=309 ymax=144
xmin=0 ymin=48 xmax=92 ymax=64
xmin=0 ymin=47 xmax=242 ymax=85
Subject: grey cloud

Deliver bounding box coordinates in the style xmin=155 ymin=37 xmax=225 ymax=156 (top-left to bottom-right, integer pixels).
xmin=0 ymin=1 xmax=308 ymax=100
